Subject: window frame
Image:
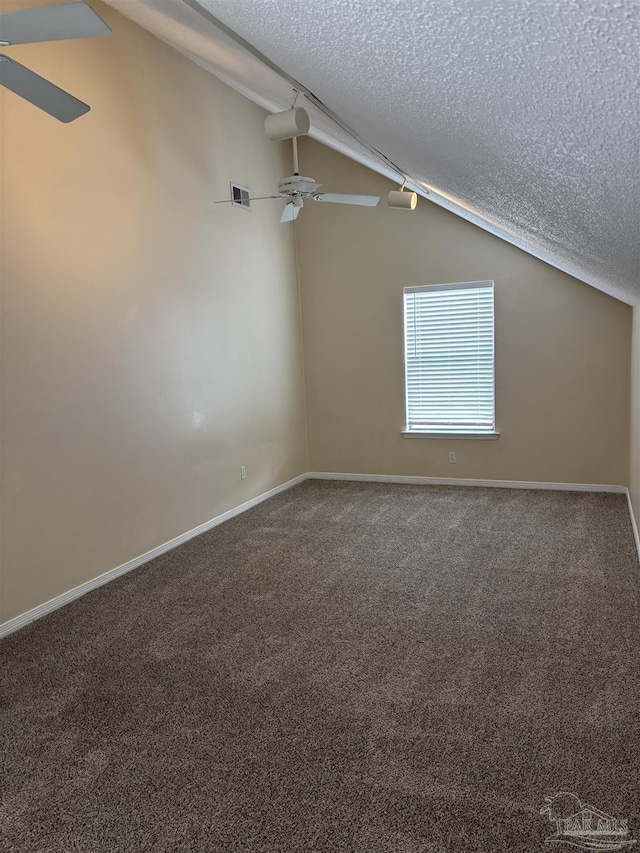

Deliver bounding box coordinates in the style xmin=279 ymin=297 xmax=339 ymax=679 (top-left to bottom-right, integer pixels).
xmin=401 ymin=280 xmax=500 ymax=440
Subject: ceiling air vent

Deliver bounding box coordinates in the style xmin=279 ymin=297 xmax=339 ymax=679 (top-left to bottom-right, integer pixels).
xmin=230 ymin=182 xmax=251 ymax=211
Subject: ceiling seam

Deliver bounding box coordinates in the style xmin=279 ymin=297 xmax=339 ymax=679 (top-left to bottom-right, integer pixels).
xmin=180 ymin=0 xmax=419 ymax=192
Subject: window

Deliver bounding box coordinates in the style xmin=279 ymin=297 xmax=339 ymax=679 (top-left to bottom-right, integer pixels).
xmin=403 ymin=281 xmax=497 ymax=438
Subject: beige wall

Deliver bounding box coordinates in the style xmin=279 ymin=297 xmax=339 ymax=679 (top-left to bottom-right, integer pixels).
xmin=1 ymin=4 xmax=635 ymax=627
xmin=0 ymin=2 xmax=307 ymax=624
xmin=296 ymin=139 xmax=631 ymax=485
xmin=630 ymin=306 xmax=640 ymax=532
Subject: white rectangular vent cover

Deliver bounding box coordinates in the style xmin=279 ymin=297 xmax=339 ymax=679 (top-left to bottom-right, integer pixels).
xmin=230 ymin=183 xmax=251 ymax=211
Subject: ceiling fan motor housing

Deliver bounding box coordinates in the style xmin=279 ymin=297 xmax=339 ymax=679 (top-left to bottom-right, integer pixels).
xmin=278 ymin=175 xmax=320 ymax=197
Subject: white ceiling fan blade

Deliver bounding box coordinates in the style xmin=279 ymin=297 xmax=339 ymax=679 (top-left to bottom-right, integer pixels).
xmin=314 ymin=193 xmax=380 ymax=207
xmin=0 ymin=55 xmax=89 ymax=122
xmin=280 ymin=202 xmax=301 ymax=223
xmin=214 ymin=195 xmax=280 ymax=204
xmin=0 ymin=1 xmax=111 ymax=46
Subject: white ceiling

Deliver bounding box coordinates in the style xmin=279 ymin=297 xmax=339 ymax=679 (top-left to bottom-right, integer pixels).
xmin=104 ymin=0 xmax=640 ymax=304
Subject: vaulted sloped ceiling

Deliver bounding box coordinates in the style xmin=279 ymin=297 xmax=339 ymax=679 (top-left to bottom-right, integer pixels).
xmin=104 ymin=0 xmax=640 ymax=305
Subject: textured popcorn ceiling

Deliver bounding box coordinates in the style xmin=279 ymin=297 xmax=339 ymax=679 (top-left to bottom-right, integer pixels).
xmin=104 ymin=0 xmax=640 ymax=304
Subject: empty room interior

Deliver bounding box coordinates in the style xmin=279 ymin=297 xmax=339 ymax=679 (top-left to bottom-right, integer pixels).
xmin=1 ymin=1 xmax=639 ymax=851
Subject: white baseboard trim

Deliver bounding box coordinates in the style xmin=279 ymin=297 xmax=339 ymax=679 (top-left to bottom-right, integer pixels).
xmin=307 ymin=471 xmax=627 ymax=493
xmin=2 ymin=469 xmax=632 ymax=640
xmin=0 ymin=473 xmax=308 ymax=640
xmin=626 ymin=488 xmax=640 ymax=564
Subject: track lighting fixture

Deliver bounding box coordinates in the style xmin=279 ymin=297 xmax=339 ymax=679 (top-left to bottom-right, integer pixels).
xmin=388 ymin=180 xmax=418 ymax=210
xmin=264 ymin=107 xmax=311 ymax=141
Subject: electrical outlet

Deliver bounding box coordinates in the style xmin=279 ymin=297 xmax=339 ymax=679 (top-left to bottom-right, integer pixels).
xmin=240 ymin=465 xmax=247 ymax=480
xmin=448 ymin=452 xmax=456 ymax=463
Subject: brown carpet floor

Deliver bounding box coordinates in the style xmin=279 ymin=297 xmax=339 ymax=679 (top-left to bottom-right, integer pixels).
xmin=2 ymin=480 xmax=640 ymax=852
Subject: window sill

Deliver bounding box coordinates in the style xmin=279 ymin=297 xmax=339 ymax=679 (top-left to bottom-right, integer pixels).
xmin=402 ymin=430 xmax=500 ymax=440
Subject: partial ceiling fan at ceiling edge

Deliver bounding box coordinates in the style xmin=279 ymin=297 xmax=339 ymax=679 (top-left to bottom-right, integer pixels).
xmin=0 ymin=1 xmax=111 ymax=122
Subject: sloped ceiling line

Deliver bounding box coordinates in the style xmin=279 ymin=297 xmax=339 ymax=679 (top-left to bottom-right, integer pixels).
xmin=182 ymin=0 xmax=419 ymax=191
xmin=102 ymin=0 xmax=640 ymax=305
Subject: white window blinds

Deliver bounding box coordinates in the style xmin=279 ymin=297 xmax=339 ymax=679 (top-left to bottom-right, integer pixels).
xmin=403 ymin=281 xmax=495 ymax=434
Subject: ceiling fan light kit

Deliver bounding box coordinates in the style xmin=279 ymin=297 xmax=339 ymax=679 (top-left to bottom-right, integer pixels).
xmin=0 ymin=0 xmax=111 ymax=122
xmin=388 ymin=189 xmax=418 ymax=209
xmin=264 ymin=106 xmax=310 ymax=141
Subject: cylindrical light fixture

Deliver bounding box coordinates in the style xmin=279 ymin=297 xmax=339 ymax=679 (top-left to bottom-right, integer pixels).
xmin=264 ymin=107 xmax=311 ymax=141
xmin=388 ymin=189 xmax=418 ymax=209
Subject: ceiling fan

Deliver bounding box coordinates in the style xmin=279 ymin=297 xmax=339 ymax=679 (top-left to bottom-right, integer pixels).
xmin=216 ymin=136 xmax=380 ymax=223
xmin=0 ymin=1 xmax=111 ymax=122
